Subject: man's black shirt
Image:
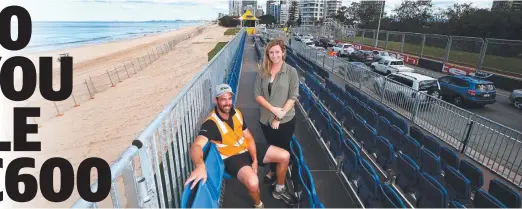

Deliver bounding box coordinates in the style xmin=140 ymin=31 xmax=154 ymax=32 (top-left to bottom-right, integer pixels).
xmin=198 ymin=106 xmax=247 ymax=142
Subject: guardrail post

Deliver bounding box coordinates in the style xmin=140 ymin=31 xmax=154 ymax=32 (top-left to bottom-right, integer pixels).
xmin=107 ymin=70 xmax=115 ymax=87
xmin=361 ymin=30 xmax=365 ymax=45
xmin=443 ymin=36 xmax=452 ymax=64
xmin=420 ymin=34 xmax=426 ymax=58
xmin=89 ymin=76 xmax=97 ymax=93
xmin=476 ymin=38 xmax=488 ymax=74
xmin=385 ymin=31 xmax=389 ymax=50
xmin=460 ymin=119 xmax=475 ymax=153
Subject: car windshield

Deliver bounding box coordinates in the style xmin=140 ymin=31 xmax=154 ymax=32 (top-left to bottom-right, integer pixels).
xmin=343 ymin=45 xmax=352 ymax=48
xmin=476 ymin=84 xmax=495 ymax=91
xmin=419 ymin=80 xmax=439 ymax=91
xmin=390 ymin=61 xmax=404 ymax=65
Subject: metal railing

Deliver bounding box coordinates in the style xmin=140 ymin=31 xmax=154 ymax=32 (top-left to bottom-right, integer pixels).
xmin=284 ymin=37 xmax=522 ymax=188
xmin=27 ymin=26 xmax=205 ymax=125
xmin=70 ymin=28 xmax=246 ymax=208
xmin=293 ymin=27 xmax=522 ymax=77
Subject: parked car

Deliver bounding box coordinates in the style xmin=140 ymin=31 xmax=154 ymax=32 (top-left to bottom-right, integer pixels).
xmin=372 ymin=50 xmax=391 ymax=61
xmin=332 ymin=43 xmax=355 ymax=57
xmin=374 ymin=72 xmax=441 ymax=106
xmin=370 ymin=57 xmax=414 ymax=74
xmin=338 ymin=61 xmax=370 ymax=82
xmin=509 ymin=89 xmax=522 ymax=109
xmin=348 ymin=50 xmax=375 ymax=65
xmin=438 ymin=75 xmax=496 ymax=107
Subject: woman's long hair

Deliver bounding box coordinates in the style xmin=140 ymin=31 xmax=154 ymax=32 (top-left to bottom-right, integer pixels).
xmin=262 ymin=39 xmax=286 ymax=79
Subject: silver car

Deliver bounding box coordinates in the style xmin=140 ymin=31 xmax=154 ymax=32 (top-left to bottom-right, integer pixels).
xmin=509 ymin=89 xmax=522 ymax=109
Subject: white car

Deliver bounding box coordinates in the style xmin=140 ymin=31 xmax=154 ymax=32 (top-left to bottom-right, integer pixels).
xmin=371 ymin=57 xmax=414 ymax=74
xmin=332 ymin=43 xmax=355 ymax=57
xmin=374 ymin=72 xmax=441 ymax=105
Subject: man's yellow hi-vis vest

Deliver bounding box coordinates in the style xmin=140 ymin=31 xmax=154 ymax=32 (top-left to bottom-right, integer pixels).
xmin=205 ymin=108 xmax=248 ymax=159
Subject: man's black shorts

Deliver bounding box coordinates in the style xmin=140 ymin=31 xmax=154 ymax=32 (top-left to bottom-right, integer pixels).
xmin=223 ymin=142 xmax=270 ymax=177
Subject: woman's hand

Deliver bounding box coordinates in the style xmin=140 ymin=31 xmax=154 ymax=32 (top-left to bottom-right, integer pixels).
xmin=270 ymin=106 xmax=286 ymax=119
xmin=271 ymin=118 xmax=281 ymax=129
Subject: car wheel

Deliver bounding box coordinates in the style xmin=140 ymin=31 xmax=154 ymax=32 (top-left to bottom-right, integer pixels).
xmin=453 ymin=96 xmax=464 ymax=106
xmin=515 ymin=98 xmax=522 ymax=109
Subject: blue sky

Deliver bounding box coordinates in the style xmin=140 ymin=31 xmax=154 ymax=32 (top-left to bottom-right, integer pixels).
xmin=2 ymin=0 xmax=494 ymax=21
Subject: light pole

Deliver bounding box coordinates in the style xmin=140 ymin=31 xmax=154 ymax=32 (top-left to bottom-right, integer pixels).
xmin=374 ymin=0 xmax=384 ymax=48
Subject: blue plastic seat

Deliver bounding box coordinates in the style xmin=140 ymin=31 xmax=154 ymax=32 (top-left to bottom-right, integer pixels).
xmin=458 ymin=160 xmax=484 ymax=192
xmin=449 ymin=200 xmax=466 ymax=208
xmin=394 ymin=116 xmax=409 ymax=135
xmin=420 ymin=147 xmax=442 ymax=177
xmin=379 ymin=184 xmax=407 ymax=208
xmin=409 ymin=126 xmax=424 ymax=145
xmin=329 ymin=123 xmax=344 ymax=157
xmin=342 ymin=139 xmax=360 ymax=180
xmin=395 ymin=153 xmax=420 ymax=193
xmin=444 ymin=166 xmax=472 ymax=203
xmin=358 ymin=159 xmax=381 ymax=207
xmin=318 ymin=111 xmax=331 ymax=140
xmin=473 ymin=189 xmax=507 ymax=208
xmin=362 ymin=124 xmax=378 ymax=153
xmin=440 ymin=146 xmax=460 ymax=172
xmin=402 ymin=135 xmax=421 ymax=160
xmin=375 ymin=136 xmax=395 ymax=170
xmin=378 ymin=116 xmax=391 ymax=140
xmin=390 ymin=125 xmax=405 ymax=152
xmin=343 ymin=106 xmax=355 ymax=132
xmin=416 ymin=172 xmax=449 ymax=208
xmin=367 ymin=100 xmax=379 ymax=114
xmin=488 ymin=179 xmax=522 ymax=208
xmin=423 ymin=135 xmax=441 ymax=156
xmin=353 ymin=114 xmax=366 ymax=143
xmin=366 ymin=107 xmax=379 ymax=129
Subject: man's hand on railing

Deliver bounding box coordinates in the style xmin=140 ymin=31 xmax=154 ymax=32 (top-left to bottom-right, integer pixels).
xmin=184 ymin=163 xmax=207 ymax=190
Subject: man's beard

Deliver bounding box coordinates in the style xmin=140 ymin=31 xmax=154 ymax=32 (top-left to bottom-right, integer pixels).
xmin=218 ymin=104 xmax=231 ymax=113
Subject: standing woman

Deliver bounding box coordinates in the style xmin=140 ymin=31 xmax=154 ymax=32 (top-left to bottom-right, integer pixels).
xmin=254 ymin=39 xmax=300 ymax=195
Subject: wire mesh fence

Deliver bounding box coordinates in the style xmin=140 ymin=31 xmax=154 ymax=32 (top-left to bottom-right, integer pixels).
xmin=27 ymin=26 xmax=205 ymax=125
xmin=293 ymin=26 xmax=522 ymax=77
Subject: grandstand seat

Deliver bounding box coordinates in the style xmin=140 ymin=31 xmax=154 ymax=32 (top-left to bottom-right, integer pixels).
xmin=353 ymin=114 xmax=366 ymax=143
xmin=355 ymin=99 xmax=367 ymax=119
xmin=416 ymin=172 xmax=449 ymax=208
xmin=449 ymin=200 xmax=466 ymax=208
xmin=332 ymin=97 xmax=345 ymax=122
xmin=319 ymin=88 xmax=330 ymax=105
xmin=423 ymin=135 xmax=441 ymax=156
xmin=402 ymin=135 xmax=421 ymax=160
xmin=375 ymin=136 xmax=395 ymax=170
xmin=378 ymin=116 xmax=391 ymax=140
xmin=488 ymin=179 xmax=522 ymax=208
xmin=318 ymin=111 xmax=331 ymax=140
xmin=329 ymin=123 xmax=344 ymax=157
xmin=379 ymin=184 xmax=407 ymax=208
xmin=343 ymin=91 xmax=354 ymax=107
xmin=358 ymin=159 xmax=381 ymax=207
xmin=367 ymin=100 xmax=379 ymax=114
xmin=420 ymin=148 xmax=442 ymax=177
xmin=362 ymin=124 xmax=378 ymax=153
xmin=204 ymin=143 xmax=225 ymax=198
xmin=440 ymin=147 xmax=460 ymax=172
xmin=393 ymin=116 xmax=409 ymax=135
xmin=343 ymin=106 xmax=355 ymax=133
xmin=390 ymin=125 xmax=405 ymax=152
xmin=409 ymin=126 xmax=424 ymax=145
xmin=182 ymin=182 xmax=219 ymax=208
xmin=395 ymin=153 xmax=420 ymax=194
xmin=458 ymin=160 xmax=484 ymax=192
xmin=366 ymin=107 xmax=379 ymax=128
xmin=342 ymin=139 xmax=360 ymax=180
xmin=473 ymin=189 xmax=507 ymax=208
xmin=443 ymin=166 xmax=472 ymax=204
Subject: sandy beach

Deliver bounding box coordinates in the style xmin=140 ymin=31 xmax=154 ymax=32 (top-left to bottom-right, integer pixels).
xmin=5 ymin=23 xmax=235 ymax=208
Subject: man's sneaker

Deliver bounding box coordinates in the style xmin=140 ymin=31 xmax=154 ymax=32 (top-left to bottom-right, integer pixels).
xmin=254 ymin=202 xmax=264 ymax=208
xmin=272 ymin=186 xmax=298 ymax=206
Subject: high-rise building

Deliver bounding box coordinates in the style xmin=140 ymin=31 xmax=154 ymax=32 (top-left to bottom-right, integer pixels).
xmin=279 ymin=0 xmax=291 ymax=24
xmin=256 ymin=5 xmax=264 ymax=16
xmin=492 ymin=0 xmax=522 ymax=11
xmin=242 ymin=0 xmax=258 ymax=14
xmin=324 ymin=0 xmax=341 ymax=18
xmin=229 ymin=0 xmax=243 ymax=16
xmin=299 ymin=0 xmax=324 ymax=26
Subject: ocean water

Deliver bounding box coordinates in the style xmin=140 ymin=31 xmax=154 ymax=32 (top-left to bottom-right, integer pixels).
xmin=17 ymin=21 xmax=206 ymax=53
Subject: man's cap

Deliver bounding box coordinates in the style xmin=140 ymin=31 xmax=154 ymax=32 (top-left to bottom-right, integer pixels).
xmin=215 ymin=84 xmax=234 ymax=98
